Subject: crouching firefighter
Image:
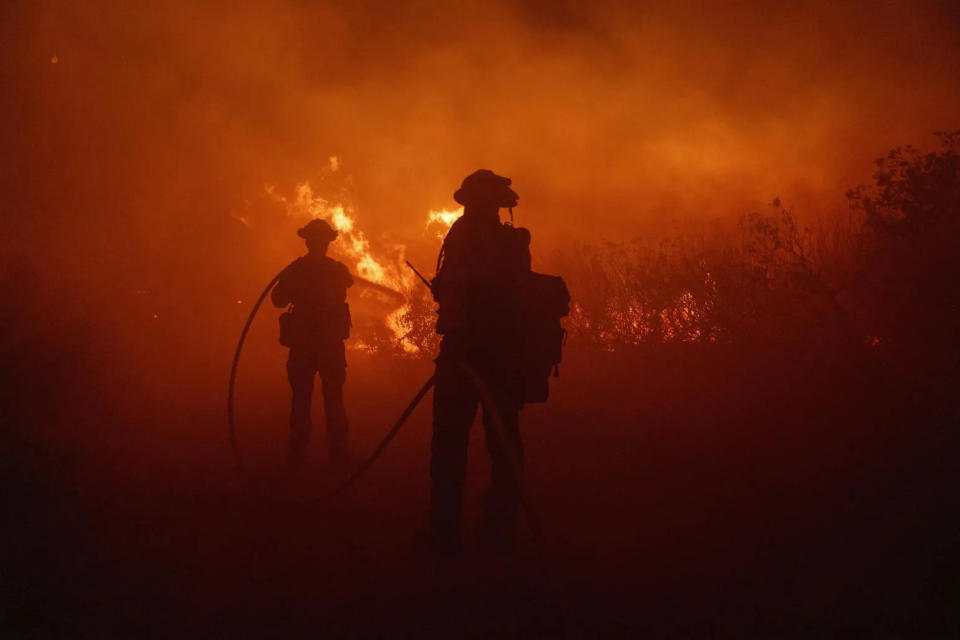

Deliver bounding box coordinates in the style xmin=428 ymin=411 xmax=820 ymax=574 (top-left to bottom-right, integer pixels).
xmin=271 ymin=218 xmax=353 ymax=467
xmin=425 ymin=169 xmax=569 ymax=553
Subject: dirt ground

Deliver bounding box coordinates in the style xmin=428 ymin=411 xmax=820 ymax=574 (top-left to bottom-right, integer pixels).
xmin=3 ymin=343 xmax=958 ymax=638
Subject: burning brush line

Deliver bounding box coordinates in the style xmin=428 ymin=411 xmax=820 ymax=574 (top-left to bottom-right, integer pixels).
xmin=268 ymin=180 xmax=727 ymax=355
xmin=268 ymin=181 xmax=462 ymax=356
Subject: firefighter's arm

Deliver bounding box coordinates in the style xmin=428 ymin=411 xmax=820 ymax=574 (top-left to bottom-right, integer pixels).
xmin=270 ymin=261 xmax=299 ymax=308
xmin=270 ymin=277 xmax=292 ymax=308
xmin=431 ymin=227 xmax=477 ymax=302
xmin=340 ymin=263 xmax=354 ymax=289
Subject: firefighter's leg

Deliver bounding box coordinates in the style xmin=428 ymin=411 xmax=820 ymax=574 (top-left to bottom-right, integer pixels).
xmin=286 ymin=349 xmax=316 ymax=466
xmin=481 ymin=390 xmax=524 ymax=546
xmin=429 ymin=363 xmax=478 ymax=548
xmin=319 ymin=340 xmax=349 ymax=464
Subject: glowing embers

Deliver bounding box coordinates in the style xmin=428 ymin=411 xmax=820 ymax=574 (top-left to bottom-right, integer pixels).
xmin=386 ymin=305 xmax=418 ymax=354
xmin=568 ymin=268 xmax=720 ymax=348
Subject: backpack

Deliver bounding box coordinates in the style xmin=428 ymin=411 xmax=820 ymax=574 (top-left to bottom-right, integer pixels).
xmin=520 ymin=272 xmax=570 ymax=403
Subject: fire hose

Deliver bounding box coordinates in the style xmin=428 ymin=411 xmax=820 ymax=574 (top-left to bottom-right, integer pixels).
xmin=227 ymin=269 xmax=544 ymax=546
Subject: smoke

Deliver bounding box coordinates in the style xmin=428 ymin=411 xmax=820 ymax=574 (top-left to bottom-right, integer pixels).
xmin=3 ymin=0 xmax=959 ymax=372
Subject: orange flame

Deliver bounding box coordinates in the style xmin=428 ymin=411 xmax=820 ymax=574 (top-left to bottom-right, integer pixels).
xmin=426 ymin=207 xmax=462 ymax=239
xmin=267 ymin=180 xmax=427 ymax=354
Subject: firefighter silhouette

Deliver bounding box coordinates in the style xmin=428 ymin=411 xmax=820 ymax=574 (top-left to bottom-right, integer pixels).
xmin=271 ymin=219 xmax=353 ymax=467
xmin=426 ymin=170 xmax=568 ymax=553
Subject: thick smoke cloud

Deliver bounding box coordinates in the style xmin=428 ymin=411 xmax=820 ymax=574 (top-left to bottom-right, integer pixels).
xmin=3 ymin=0 xmax=959 ymax=354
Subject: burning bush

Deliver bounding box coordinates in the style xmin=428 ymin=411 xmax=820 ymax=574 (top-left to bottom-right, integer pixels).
xmin=255 ymin=131 xmax=959 ymax=370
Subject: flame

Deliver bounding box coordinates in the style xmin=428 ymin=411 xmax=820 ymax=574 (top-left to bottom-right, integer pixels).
xmin=267 ymin=177 xmax=727 ymax=355
xmin=264 ymin=176 xmax=730 ymax=354
xmin=272 ymin=181 xmax=405 ymax=288
xmin=426 ymin=207 xmax=463 ymax=238
xmin=570 ymin=272 xmax=719 ymax=347
xmin=268 ymin=180 xmax=423 ymax=354
xmin=386 ymin=305 xmax=419 ymax=354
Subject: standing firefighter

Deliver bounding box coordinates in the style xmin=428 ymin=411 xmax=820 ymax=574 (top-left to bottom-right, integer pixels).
xmin=271 ymin=219 xmax=353 ymax=467
xmin=426 ymin=170 xmax=569 ymax=553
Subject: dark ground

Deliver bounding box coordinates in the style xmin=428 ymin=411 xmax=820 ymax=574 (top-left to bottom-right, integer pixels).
xmin=3 ymin=340 xmax=959 ymax=638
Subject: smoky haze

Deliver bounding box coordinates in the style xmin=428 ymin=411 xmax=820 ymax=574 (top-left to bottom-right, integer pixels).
xmin=5 ymin=3 xmax=960 ymax=635
xmin=6 ymin=1 xmax=960 ymax=281
xmin=2 ymin=0 xmax=957 ymax=401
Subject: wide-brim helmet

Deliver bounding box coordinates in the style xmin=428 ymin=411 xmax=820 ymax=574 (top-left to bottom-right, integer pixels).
xmin=297 ymin=218 xmax=339 ymax=242
xmin=454 ymin=169 xmax=519 ymax=208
